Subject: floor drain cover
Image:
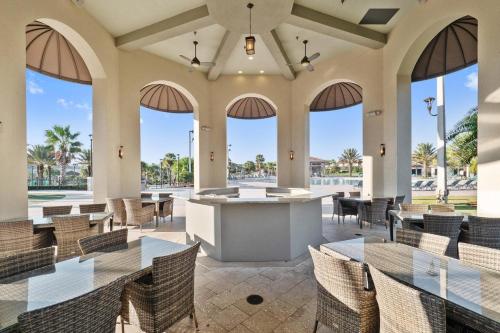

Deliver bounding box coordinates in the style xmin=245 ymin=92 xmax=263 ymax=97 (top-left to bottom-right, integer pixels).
xmin=355 ymin=233 xmax=363 ymax=236
xmin=246 ymin=294 xmax=264 ymax=305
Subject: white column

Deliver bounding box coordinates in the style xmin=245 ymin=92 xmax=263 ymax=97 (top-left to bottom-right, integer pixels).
xmin=436 ymin=76 xmax=448 ymax=201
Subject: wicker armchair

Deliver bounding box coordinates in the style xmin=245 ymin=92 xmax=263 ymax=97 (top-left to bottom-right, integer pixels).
xmin=368 ymin=264 xmax=446 ymax=333
xmin=0 ymin=247 xmax=55 ymax=280
xmin=159 ymin=198 xmax=174 ymax=222
xmin=18 ymin=277 xmax=125 ymax=333
xmin=331 ymin=192 xmax=345 ymax=223
xmin=391 ymin=195 xmax=406 ymax=210
xmin=158 ymin=193 xmax=172 ymax=198
xmin=461 ymin=216 xmax=500 ymax=249
xmin=458 ymin=242 xmax=500 ymax=271
xmin=121 ymin=242 xmax=200 ymax=333
xmin=78 ymin=228 xmax=128 ymax=255
xmin=361 ymin=198 xmax=388 ymax=228
xmin=396 ymin=229 xmax=450 ymax=256
xmin=400 ymin=204 xmax=429 ymax=213
xmin=123 ymin=199 xmax=155 ymax=231
xmin=0 ymin=219 xmax=34 ymax=253
xmin=349 ymin=191 xmax=361 ymax=198
xmin=52 ymin=215 xmax=91 ymax=261
xmin=42 ymin=205 xmax=73 ymax=217
xmin=309 ymin=246 xmax=378 ymax=333
xmin=401 ymin=218 xmax=424 ymax=231
xmin=423 ymin=214 xmax=464 ymax=258
xmin=79 ymin=203 xmax=107 ymax=214
xmin=430 ymin=204 xmax=455 ymax=212
xmin=106 ymin=198 xmax=127 ymax=227
xmin=141 ymin=193 xmax=153 ymax=199
xmin=338 ymin=199 xmax=359 ymax=224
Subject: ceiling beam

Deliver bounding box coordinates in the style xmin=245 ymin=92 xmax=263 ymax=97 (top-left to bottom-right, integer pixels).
xmin=260 ymin=30 xmax=295 ymax=80
xmin=116 ymin=5 xmax=215 ymax=50
xmin=207 ymin=30 xmax=241 ymax=81
xmin=287 ymin=4 xmax=387 ymax=49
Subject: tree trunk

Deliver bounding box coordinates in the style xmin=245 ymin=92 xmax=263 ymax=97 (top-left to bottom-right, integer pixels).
xmin=48 ymin=167 xmax=52 ymax=186
xmin=60 ymin=163 xmax=67 ymax=185
xmin=348 ymin=163 xmax=353 ymax=177
xmin=423 ymin=162 xmax=427 ymax=178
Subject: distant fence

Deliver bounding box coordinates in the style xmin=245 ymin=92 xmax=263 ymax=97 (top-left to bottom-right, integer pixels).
xmin=28 ymin=184 xmax=87 ymax=191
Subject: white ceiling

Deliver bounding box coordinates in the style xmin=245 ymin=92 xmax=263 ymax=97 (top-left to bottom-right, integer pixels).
xmin=81 ymin=0 xmax=420 ymax=77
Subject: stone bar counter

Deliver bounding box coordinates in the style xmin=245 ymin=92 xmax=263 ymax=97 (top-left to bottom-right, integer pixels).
xmin=185 ymin=187 xmax=335 ymax=261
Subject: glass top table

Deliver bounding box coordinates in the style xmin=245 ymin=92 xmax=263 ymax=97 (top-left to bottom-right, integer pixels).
xmin=321 ymin=237 xmax=500 ymax=332
xmin=0 ymin=237 xmax=188 ymax=332
xmin=2 ymin=212 xmax=113 ymax=230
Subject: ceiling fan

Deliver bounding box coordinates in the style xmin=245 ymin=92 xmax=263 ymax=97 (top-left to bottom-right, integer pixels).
xmin=179 ymin=33 xmax=215 ymax=71
xmin=290 ymin=39 xmax=320 ymax=72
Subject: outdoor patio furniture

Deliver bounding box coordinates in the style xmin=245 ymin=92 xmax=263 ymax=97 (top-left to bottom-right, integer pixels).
xmin=461 ymin=216 xmax=500 ymax=249
xmin=338 ymin=198 xmax=359 ymax=223
xmin=141 ymin=193 xmax=153 ymax=199
xmin=460 ymin=179 xmax=475 ymax=189
xmin=0 ymin=247 xmax=55 ymax=281
xmin=0 ymin=219 xmax=34 ymax=253
xmin=411 ymin=180 xmax=423 ymax=190
xmin=106 ymin=198 xmax=126 ymax=227
xmin=448 ymin=179 xmax=461 ymax=189
xmin=42 ymin=205 xmax=73 ymax=217
xmin=158 ymin=197 xmax=174 ymax=222
xmin=424 ymin=180 xmax=435 ymax=191
xmin=52 ymin=215 xmax=92 ymax=261
xmin=400 ymin=203 xmax=429 ymax=213
xmin=396 ymin=229 xmax=450 ymax=256
xmin=423 ymin=214 xmax=464 ymax=258
xmin=401 ymin=218 xmax=424 ymax=231
xmin=17 ymin=277 xmax=125 ymax=333
xmin=123 ymin=198 xmax=155 ymax=231
xmin=349 ymin=191 xmax=361 ymax=197
xmin=79 ymin=203 xmax=107 ymax=214
xmin=430 ymin=203 xmax=455 ymax=212
xmin=78 ymin=228 xmax=128 ymax=255
xmin=459 ymin=242 xmax=500 ymax=271
xmin=158 ymin=193 xmax=172 ymax=198
xmin=309 ymin=246 xmax=378 ymax=333
xmin=361 ymin=198 xmax=388 ymax=228
xmin=391 ymin=195 xmax=406 ymax=210
xmin=121 ymin=242 xmax=200 ymax=333
xmin=332 ymin=192 xmax=345 ymax=223
xmin=368 ymin=264 xmax=446 ymax=333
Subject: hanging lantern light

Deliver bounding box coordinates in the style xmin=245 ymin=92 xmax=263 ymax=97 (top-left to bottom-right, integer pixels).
xmin=245 ymin=3 xmax=255 ymax=56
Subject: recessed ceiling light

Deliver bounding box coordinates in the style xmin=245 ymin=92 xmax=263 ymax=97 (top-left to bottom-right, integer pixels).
xmin=248 ymin=56 xmax=254 ymax=60
xmin=259 ymin=70 xmax=264 ymax=74
xmin=238 ymin=70 xmax=243 ymax=74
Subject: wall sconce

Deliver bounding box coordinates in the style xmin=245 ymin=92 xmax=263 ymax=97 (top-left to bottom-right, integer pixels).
xmin=380 ymin=144 xmax=386 ymax=157
xmin=201 ymin=125 xmax=212 ymax=132
xmin=289 ymin=150 xmax=295 ymax=160
xmin=366 ymin=110 xmax=383 ymax=117
xmin=210 ymin=152 xmax=214 ymax=161
xmin=118 ymin=145 xmax=124 ymax=159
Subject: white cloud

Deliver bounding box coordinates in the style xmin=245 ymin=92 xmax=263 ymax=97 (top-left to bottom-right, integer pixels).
xmin=465 ymin=72 xmax=478 ymax=91
xmin=75 ymin=102 xmax=91 ymax=111
xmin=27 ymin=80 xmax=44 ymax=94
xmin=57 ymin=98 xmax=71 ymax=108
xmin=57 ymin=99 xmax=92 ymax=112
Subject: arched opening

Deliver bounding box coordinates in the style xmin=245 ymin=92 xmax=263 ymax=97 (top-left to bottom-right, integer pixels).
xmin=226 ymin=94 xmax=278 ymax=190
xmin=407 ymin=16 xmax=478 ymax=211
xmin=139 ymin=81 xmax=197 ymax=195
xmin=308 ymin=81 xmax=363 ymax=196
xmin=25 ymin=20 xmax=102 ymax=215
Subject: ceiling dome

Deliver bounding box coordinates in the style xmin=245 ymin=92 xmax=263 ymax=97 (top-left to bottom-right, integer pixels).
xmin=227 ymin=97 xmax=276 ymax=119
xmin=26 ymin=21 xmax=92 ymax=84
xmin=310 ymin=82 xmax=362 ymax=112
xmin=412 ymin=16 xmax=477 ymax=82
xmin=140 ymin=84 xmax=193 ymax=113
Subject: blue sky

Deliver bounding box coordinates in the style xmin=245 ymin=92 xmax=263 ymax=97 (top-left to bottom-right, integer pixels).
xmin=26 ymin=64 xmax=478 ymax=164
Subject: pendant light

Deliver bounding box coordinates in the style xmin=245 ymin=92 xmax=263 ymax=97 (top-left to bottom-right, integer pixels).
xmin=245 ymin=3 xmax=255 ymax=56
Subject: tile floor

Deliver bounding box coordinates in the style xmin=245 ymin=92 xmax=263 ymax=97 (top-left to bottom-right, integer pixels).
xmin=118 ymin=198 xmax=391 ymax=332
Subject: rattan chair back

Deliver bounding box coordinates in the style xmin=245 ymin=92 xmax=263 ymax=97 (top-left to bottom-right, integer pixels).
xmin=106 ymin=198 xmax=126 ymax=226
xmin=52 ymin=215 xmax=91 ymax=261
xmin=396 ymin=229 xmax=450 ymax=256
xmin=368 ymin=264 xmax=446 ymax=333
xmin=394 ymin=195 xmax=405 ymax=207
xmin=79 ymin=203 xmax=107 ymax=214
xmin=159 ymin=197 xmax=174 ymax=221
xmin=42 ymin=205 xmax=73 ymax=217
xmin=363 ymin=199 xmax=388 ymax=227
xmin=123 ymin=198 xmax=155 ymax=231
xmin=0 ymin=247 xmax=55 ymax=280
xmin=141 ymin=193 xmax=153 ymax=199
xmin=0 ymin=219 xmax=34 ymax=253
xmin=349 ymin=191 xmax=361 ymax=198
xmin=400 ymin=204 xmax=429 ymax=213
xmin=423 ymin=214 xmax=463 ymax=258
xmin=459 ymin=242 xmax=500 ymax=271
xmin=462 ymin=216 xmax=500 ymax=249
xmin=430 ymin=204 xmax=455 ymax=212
xmin=78 ymin=228 xmax=128 ymax=255
xmin=158 ymin=193 xmax=171 ymax=198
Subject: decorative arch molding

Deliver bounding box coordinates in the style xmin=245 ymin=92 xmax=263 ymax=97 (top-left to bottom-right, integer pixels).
xmin=225 ymin=93 xmax=278 ymax=119
xmin=142 ymin=80 xmax=199 ymax=111
xmin=309 ymin=82 xmax=362 ymax=112
xmin=140 ymin=83 xmax=194 ymax=113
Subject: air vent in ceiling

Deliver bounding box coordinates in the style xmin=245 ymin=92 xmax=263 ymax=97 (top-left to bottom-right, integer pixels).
xmin=359 ymin=8 xmax=399 ymax=25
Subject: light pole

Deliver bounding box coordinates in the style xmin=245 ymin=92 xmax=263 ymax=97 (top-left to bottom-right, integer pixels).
xmin=176 ymin=154 xmax=180 ymax=186
xmin=424 ymin=76 xmax=448 ymax=203
xmin=88 ymin=134 xmax=93 ymax=177
xmin=227 ymin=144 xmax=232 ymax=178
xmin=159 ymin=158 xmax=163 ymax=189
xmin=188 ymin=130 xmax=194 ymax=173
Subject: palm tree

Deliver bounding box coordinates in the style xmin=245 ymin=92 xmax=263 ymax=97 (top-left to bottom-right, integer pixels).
xmin=447 ymin=106 xmax=477 ymax=159
xmin=27 ymin=145 xmax=52 ymax=185
xmin=412 ymin=143 xmax=436 ymax=178
xmin=77 ymin=149 xmax=92 ymax=177
xmin=255 ymin=154 xmax=265 ymax=171
xmin=339 ymin=148 xmax=361 ymax=177
xmin=45 ymin=125 xmax=82 ymax=184
xmin=162 ymin=153 xmax=177 ymax=185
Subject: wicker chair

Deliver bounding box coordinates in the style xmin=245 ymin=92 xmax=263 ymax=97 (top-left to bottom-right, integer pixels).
xmin=141 ymin=193 xmax=153 ymax=199
xmin=123 ymin=198 xmax=155 ymax=231
xmin=308 ymin=246 xmax=378 ymax=333
xmin=429 ymin=204 xmax=455 ymax=212
xmin=401 ymin=218 xmax=424 ymax=231
xmin=52 ymin=215 xmax=91 ymax=261
xmin=78 ymin=228 xmax=128 ymax=255
xmin=0 ymin=219 xmax=34 ymax=253
xmin=332 ymin=192 xmax=345 ymax=223
xmin=392 ymin=195 xmax=406 ymax=210
xmin=338 ymin=199 xmax=359 ymax=224
xmin=159 ymin=197 xmax=174 ymax=222
xmin=79 ymin=203 xmax=107 ymax=214
xmin=400 ymin=204 xmax=429 ymax=213
xmin=349 ymin=191 xmax=361 ymax=198
xmin=158 ymin=193 xmax=172 ymax=198
xmin=361 ymin=198 xmax=388 ymax=228
xmin=461 ymin=216 xmax=500 ymax=249
xmin=18 ymin=277 xmax=125 ymax=333
xmin=368 ymin=264 xmax=446 ymax=333
xmin=423 ymin=214 xmax=464 ymax=258
xmin=106 ymin=198 xmax=127 ymax=227
xmin=0 ymin=247 xmax=55 ymax=280
xmin=396 ymin=229 xmax=450 ymax=256
xmin=458 ymin=242 xmax=500 ymax=271
xmin=42 ymin=205 xmax=73 ymax=217
xmin=121 ymin=242 xmax=200 ymax=333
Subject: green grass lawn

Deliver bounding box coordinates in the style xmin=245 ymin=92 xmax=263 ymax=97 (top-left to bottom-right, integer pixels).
xmin=28 ymin=194 xmax=66 ymax=201
xmin=412 ymin=196 xmax=477 ymax=212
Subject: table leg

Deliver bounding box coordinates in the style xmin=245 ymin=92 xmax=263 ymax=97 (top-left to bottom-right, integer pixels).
xmin=109 ymin=217 xmax=114 ymax=232
xmin=358 ymin=203 xmax=363 ymax=229
xmin=156 ymin=202 xmax=159 ymax=228
xmin=389 ymin=215 xmax=394 ymax=241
